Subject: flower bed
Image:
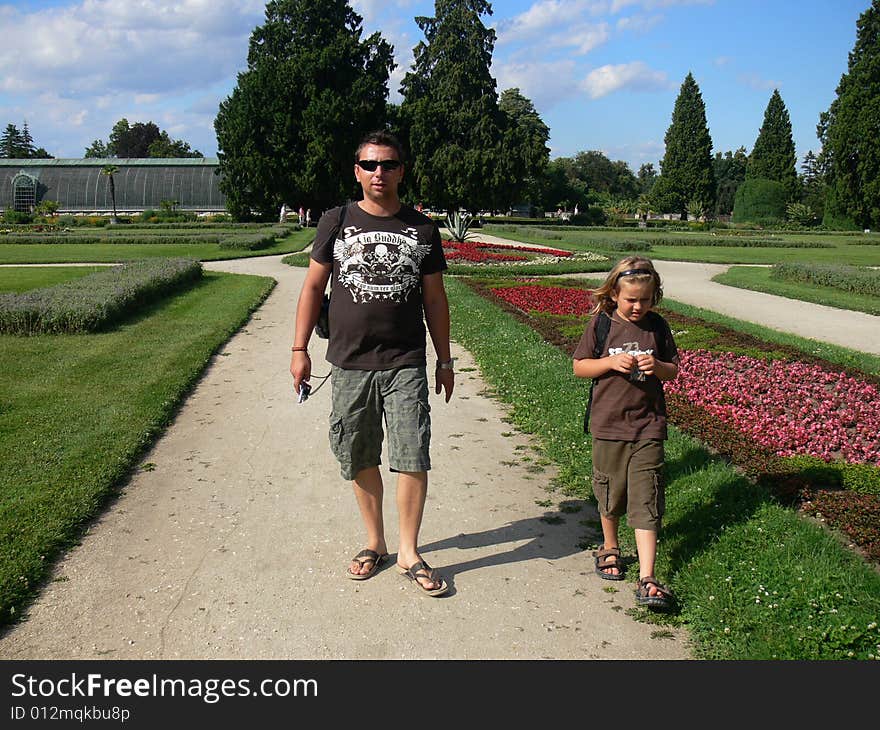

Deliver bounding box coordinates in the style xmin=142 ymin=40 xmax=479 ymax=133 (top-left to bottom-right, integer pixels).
xmin=442 ymin=239 xmax=573 ymax=264
xmin=490 ymin=283 xmax=594 ymax=317
xmin=666 ymin=350 xmax=880 ymax=467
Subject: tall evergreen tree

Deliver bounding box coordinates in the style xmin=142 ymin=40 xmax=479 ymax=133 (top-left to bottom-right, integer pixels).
xmin=214 ymin=0 xmax=393 ymax=219
xmin=818 ymin=0 xmax=880 ymax=229
xmin=399 ymin=0 xmax=503 ymax=213
xmin=0 ymin=124 xmax=21 ymax=158
xmin=19 ymin=122 xmax=36 ymax=158
xmin=654 ymin=72 xmax=716 ymax=218
xmin=495 ymin=87 xmax=549 ymax=211
xmin=747 ymin=89 xmax=798 ymax=201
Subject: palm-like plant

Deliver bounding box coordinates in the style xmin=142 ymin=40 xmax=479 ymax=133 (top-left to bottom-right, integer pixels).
xmin=444 ymin=210 xmax=474 ymax=242
xmin=102 ymin=164 xmax=119 ymax=221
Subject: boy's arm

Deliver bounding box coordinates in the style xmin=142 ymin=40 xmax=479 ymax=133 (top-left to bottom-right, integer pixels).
xmin=574 ymin=352 xmax=638 ymax=379
xmin=422 ymin=271 xmax=454 ymax=402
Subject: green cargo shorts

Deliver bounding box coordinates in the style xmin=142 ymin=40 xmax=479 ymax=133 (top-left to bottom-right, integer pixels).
xmin=328 ymin=365 xmax=431 ymax=481
xmin=591 ymin=438 xmax=665 ymax=532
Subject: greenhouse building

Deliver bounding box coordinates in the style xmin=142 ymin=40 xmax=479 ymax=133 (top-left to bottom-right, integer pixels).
xmin=0 ymin=158 xmax=227 ymax=214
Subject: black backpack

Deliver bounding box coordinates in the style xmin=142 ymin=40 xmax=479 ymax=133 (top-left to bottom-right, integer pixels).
xmin=314 ymin=204 xmax=348 ymax=340
xmin=583 ymin=310 xmax=671 ymax=433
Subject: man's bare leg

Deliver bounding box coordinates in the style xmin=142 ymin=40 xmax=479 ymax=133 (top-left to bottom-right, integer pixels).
xmin=349 ymin=466 xmax=387 ymax=576
xmin=395 ymin=470 xmax=441 ymax=590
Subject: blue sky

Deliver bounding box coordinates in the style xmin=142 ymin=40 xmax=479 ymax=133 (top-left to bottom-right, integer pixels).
xmin=0 ymin=0 xmax=869 ymax=172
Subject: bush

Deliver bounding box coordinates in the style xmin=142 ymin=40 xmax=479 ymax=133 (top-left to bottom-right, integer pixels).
xmin=771 ymin=262 xmax=880 ymax=297
xmin=0 ymin=258 xmax=202 ymax=334
xmin=2 ymin=209 xmax=33 ymax=224
xmin=732 ymin=178 xmax=788 ymax=224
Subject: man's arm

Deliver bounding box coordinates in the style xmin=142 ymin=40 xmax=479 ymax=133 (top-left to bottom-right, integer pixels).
xmin=422 ymin=271 xmax=454 ymax=402
xmin=290 ymin=259 xmax=332 ymax=395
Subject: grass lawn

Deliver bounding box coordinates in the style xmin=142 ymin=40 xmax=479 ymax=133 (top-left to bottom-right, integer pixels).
xmin=0 ymin=270 xmax=274 ymax=626
xmin=714 ymin=265 xmax=880 ymax=316
xmin=0 ymin=266 xmax=105 ymax=292
xmin=445 ymin=277 xmax=880 ymax=659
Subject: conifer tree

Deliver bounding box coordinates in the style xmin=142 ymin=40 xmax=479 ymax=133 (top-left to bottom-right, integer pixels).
xmin=399 ymin=0 xmax=503 ymax=213
xmin=654 ymin=72 xmax=716 ymax=218
xmin=214 ymin=0 xmax=393 ymax=219
xmin=819 ymin=0 xmax=880 ymax=229
xmin=747 ymin=89 xmax=798 ymax=202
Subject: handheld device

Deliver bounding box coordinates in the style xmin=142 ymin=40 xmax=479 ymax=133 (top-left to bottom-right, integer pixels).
xmin=298 ymin=381 xmax=311 ymax=404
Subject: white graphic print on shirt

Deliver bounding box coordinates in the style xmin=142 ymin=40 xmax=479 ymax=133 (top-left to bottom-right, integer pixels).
xmin=332 ymin=224 xmax=432 ymax=303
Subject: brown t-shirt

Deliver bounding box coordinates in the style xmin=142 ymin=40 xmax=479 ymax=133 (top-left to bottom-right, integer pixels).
xmin=573 ymin=310 xmax=679 ymax=440
xmin=311 ymin=202 xmax=447 ymax=370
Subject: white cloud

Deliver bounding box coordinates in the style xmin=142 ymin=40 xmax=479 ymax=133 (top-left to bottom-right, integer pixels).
xmin=497 ymin=1 xmax=610 ymax=55
xmin=616 ymin=14 xmax=663 ymax=33
xmin=493 ymin=59 xmax=579 ymax=109
xmin=0 ymin=1 xmax=263 ymax=96
xmin=580 ymin=61 xmax=671 ymax=98
xmin=737 ymin=72 xmax=782 ymax=91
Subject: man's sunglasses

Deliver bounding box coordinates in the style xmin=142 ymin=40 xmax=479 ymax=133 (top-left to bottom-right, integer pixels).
xmin=357 ymin=159 xmax=402 ymax=172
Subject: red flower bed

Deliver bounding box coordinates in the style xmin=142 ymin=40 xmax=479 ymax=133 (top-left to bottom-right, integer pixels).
xmin=442 ymin=239 xmax=572 ymax=264
xmin=666 ymin=349 xmax=880 ymax=466
xmin=490 ymin=284 xmax=595 ymax=317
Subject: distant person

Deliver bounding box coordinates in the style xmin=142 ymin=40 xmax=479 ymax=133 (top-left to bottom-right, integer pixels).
xmin=290 ymin=130 xmax=454 ymax=597
xmin=305 ymin=208 xmax=311 ymax=227
xmin=298 ymin=205 xmax=305 ymax=226
xmin=572 ymin=256 xmax=680 ymax=610
xmin=280 ymin=203 xmax=287 ymax=223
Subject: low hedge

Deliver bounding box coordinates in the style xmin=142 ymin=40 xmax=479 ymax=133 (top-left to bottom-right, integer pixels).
xmin=771 ymin=262 xmax=880 ymax=297
xmin=0 ymin=258 xmax=202 ymax=334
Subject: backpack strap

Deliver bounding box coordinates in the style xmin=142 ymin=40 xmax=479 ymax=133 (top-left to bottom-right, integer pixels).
xmin=584 ymin=311 xmax=611 ymax=433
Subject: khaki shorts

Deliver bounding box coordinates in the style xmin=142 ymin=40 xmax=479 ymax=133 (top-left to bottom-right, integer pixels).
xmin=329 ymin=365 xmax=431 ymax=481
xmin=592 ymin=438 xmax=665 ymax=531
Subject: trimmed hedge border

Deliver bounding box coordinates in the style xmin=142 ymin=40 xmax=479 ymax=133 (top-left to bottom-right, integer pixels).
xmin=771 ymin=262 xmax=880 ymax=297
xmin=0 ymin=258 xmax=202 ymax=335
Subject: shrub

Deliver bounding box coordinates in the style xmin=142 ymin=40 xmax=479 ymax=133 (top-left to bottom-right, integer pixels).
xmin=0 ymin=258 xmax=202 ymax=335
xmin=771 ymin=262 xmax=880 ymax=297
xmin=2 ymin=209 xmax=33 ymax=224
xmin=732 ymin=178 xmax=788 ymax=224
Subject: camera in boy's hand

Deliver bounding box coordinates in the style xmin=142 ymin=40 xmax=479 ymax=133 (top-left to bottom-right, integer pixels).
xmin=298 ymin=381 xmax=311 ymax=403
xmin=609 ymin=346 xmax=653 ymax=381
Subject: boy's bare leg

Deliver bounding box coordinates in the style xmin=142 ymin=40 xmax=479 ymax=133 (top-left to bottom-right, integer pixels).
xmin=599 ymin=514 xmax=622 ymax=577
xmin=634 ymin=527 xmax=663 ymax=596
xmin=395 ymin=470 xmax=441 ymax=590
xmin=349 ymin=466 xmax=387 ymax=576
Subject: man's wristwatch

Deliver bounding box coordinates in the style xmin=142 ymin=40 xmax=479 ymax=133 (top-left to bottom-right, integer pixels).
xmin=436 ymin=358 xmax=455 ymax=371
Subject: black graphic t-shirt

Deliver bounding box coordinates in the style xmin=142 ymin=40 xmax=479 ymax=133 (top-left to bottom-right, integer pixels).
xmin=311 ymin=202 xmax=447 ymax=370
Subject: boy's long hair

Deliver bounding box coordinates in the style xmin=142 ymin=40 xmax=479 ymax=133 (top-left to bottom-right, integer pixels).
xmin=589 ymin=256 xmax=664 ymax=315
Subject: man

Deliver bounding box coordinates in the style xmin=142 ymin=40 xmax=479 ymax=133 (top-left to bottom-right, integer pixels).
xmin=290 ymin=130 xmax=454 ymax=597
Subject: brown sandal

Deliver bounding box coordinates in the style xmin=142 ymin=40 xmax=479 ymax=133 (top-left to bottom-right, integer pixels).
xmin=635 ymin=576 xmax=674 ymax=609
xmin=347 ymin=549 xmax=388 ymax=580
xmin=593 ymin=546 xmax=625 ymax=581
xmin=397 ymin=560 xmax=449 ymax=597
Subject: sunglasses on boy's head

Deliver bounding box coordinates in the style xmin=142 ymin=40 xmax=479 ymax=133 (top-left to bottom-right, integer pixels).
xmin=356 ymin=159 xmax=402 ymax=172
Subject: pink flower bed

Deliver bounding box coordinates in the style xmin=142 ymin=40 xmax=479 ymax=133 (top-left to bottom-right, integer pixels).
xmin=490 ymin=284 xmax=595 ymax=317
xmin=666 ymin=349 xmax=880 ymax=466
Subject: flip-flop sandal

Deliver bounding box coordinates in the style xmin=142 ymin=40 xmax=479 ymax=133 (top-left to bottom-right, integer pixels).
xmin=593 ymin=546 xmax=626 ymax=581
xmin=635 ymin=576 xmax=674 ymax=610
xmin=347 ymin=549 xmax=388 ymax=580
xmin=398 ymin=560 xmax=449 ymax=597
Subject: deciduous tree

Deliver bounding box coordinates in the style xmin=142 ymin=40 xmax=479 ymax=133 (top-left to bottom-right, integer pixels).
xmin=214 ymin=0 xmax=393 ymax=219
